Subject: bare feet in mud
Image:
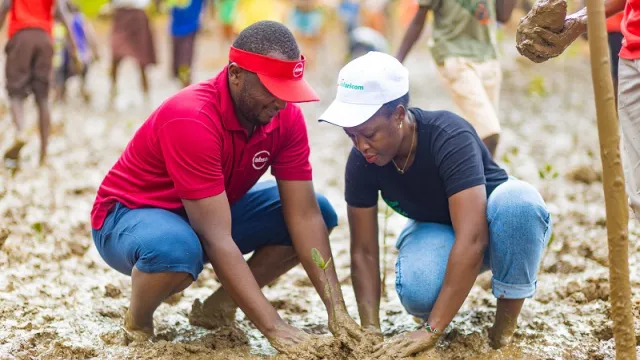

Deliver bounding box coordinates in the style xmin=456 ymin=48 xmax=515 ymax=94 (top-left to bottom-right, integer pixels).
xmin=123 ymin=309 xmax=154 ymax=344
xmin=188 ymin=297 xmax=237 ymax=329
xmin=3 ymin=135 xmax=26 ymax=173
xmin=488 ymin=322 xmax=517 ymax=349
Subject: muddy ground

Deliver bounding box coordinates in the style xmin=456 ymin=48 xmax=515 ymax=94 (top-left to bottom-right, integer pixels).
xmin=1 ymin=13 xmax=639 ymax=360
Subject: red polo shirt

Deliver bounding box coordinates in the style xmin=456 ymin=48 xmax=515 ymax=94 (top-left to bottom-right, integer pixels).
xmin=621 ymin=0 xmax=640 ymax=59
xmin=91 ymin=67 xmax=313 ymax=229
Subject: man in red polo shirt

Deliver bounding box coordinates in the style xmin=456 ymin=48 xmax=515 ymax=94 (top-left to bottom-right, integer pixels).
xmin=0 ymin=0 xmax=78 ymax=169
xmin=90 ymin=20 xmax=364 ymax=351
xmin=516 ymin=0 xmax=640 ymax=221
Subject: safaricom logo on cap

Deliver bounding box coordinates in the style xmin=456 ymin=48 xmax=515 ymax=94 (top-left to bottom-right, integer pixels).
xmin=338 ymin=80 xmax=364 ymax=91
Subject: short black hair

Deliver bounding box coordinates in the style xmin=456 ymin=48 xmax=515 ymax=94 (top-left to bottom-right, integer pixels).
xmin=232 ymin=21 xmax=300 ymax=61
xmin=380 ymin=93 xmax=410 ymax=116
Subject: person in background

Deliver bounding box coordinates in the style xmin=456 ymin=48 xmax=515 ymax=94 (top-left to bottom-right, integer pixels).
xmin=109 ymin=0 xmax=159 ymax=103
xmin=214 ymin=0 xmax=238 ymax=43
xmin=0 ymin=0 xmax=79 ymax=169
xmin=607 ymin=10 xmax=624 ymax=105
xmin=289 ymin=0 xmax=324 ymax=68
xmin=348 ymin=26 xmax=390 ymax=60
xmin=319 ymin=52 xmax=551 ymax=357
xmin=396 ymin=0 xmax=516 ymax=157
xmin=53 ymin=1 xmax=100 ymax=103
xmin=170 ymin=0 xmax=206 ymax=88
xmin=517 ymin=0 xmax=640 ymax=220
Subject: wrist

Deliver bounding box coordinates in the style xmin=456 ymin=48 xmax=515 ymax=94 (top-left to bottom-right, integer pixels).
xmin=425 ymin=317 xmax=448 ymax=334
xmin=262 ymin=317 xmax=287 ymax=338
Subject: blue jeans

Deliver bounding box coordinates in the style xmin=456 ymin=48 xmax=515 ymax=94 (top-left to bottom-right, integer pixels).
xmin=91 ymin=180 xmax=338 ymax=281
xmin=394 ymin=177 xmax=552 ymax=319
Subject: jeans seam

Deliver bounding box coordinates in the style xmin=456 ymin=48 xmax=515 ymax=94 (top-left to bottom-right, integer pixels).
xmin=395 ymin=256 xmax=403 ymax=300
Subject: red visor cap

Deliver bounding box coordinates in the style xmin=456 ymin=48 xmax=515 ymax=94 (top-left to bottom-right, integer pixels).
xmin=229 ymin=46 xmax=320 ymax=103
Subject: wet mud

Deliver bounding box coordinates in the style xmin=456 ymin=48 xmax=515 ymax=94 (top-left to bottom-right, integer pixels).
xmin=1 ymin=14 xmax=640 ymax=360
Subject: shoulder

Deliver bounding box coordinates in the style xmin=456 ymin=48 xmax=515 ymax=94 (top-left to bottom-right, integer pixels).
xmin=413 ymin=108 xmax=480 ymax=141
xmin=155 ymin=80 xmax=222 ymax=130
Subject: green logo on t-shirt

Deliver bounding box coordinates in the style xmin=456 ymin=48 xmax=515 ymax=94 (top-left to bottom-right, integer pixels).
xmin=339 ymin=81 xmax=364 ymax=91
xmin=384 ymin=198 xmax=409 ymax=217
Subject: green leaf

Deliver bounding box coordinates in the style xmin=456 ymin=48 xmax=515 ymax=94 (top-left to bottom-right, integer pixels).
xmin=311 ymin=248 xmax=325 ymax=269
xmin=538 ymin=169 xmax=545 ymax=179
xmin=501 ymin=153 xmax=511 ymax=164
xmin=32 ymin=222 xmax=43 ymax=234
xmin=323 ymin=257 xmax=333 ymax=270
xmin=545 ymin=163 xmax=552 ymax=173
xmin=552 ymin=171 xmax=559 ymax=179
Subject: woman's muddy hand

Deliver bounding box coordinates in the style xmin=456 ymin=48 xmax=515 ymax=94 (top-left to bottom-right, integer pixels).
xmin=371 ymin=330 xmax=439 ymax=359
xmin=328 ymin=308 xmax=366 ymax=342
xmin=266 ymin=321 xmax=312 ymax=353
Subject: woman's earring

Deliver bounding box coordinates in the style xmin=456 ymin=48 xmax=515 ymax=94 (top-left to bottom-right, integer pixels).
xmin=399 ymin=122 xmax=403 ymax=129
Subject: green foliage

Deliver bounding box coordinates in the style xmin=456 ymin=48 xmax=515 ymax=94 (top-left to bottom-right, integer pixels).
xmin=311 ymin=248 xmax=332 ymax=270
xmin=32 ymin=222 xmax=43 ymax=234
xmin=527 ymin=75 xmax=547 ymax=98
xmin=539 ymin=163 xmax=559 ymax=180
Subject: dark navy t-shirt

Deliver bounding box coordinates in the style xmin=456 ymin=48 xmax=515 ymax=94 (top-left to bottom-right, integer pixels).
xmin=345 ymin=108 xmax=509 ymax=225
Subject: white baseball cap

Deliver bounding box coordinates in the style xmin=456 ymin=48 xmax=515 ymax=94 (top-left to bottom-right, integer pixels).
xmin=319 ymin=51 xmax=409 ymax=128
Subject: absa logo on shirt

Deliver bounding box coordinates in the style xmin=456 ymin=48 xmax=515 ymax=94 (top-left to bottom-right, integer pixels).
xmin=252 ymin=150 xmax=270 ymax=170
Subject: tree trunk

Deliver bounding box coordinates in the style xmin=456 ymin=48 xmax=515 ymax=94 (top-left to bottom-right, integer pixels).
xmin=585 ymin=0 xmax=637 ymax=357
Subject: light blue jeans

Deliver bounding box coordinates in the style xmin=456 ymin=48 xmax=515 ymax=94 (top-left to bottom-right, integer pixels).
xmin=394 ymin=177 xmax=552 ymax=319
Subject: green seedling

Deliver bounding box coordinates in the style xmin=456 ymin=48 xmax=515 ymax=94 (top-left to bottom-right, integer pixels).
xmin=538 ymin=163 xmax=559 ymax=180
xmin=32 ymin=222 xmax=43 ymax=241
xmin=527 ymin=75 xmax=547 ymax=98
xmin=311 ymin=248 xmax=336 ymax=321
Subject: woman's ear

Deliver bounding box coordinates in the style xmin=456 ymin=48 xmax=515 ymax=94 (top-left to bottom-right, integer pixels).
xmin=394 ymin=104 xmax=407 ymax=126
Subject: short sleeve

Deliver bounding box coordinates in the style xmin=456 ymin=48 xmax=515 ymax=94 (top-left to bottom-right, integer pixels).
xmin=433 ymin=129 xmax=486 ymax=197
xmin=271 ymin=106 xmax=313 ymax=181
xmin=345 ymin=147 xmax=379 ymax=208
xmin=157 ymin=118 xmax=225 ymax=200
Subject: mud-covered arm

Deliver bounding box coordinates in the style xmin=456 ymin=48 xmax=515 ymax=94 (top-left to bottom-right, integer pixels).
xmin=0 ymin=0 xmax=12 ymax=32
xmin=348 ymin=205 xmax=381 ymax=330
xmin=496 ymin=0 xmax=516 ymax=23
xmin=278 ymin=180 xmax=364 ymax=340
xmin=426 ymin=185 xmax=488 ymax=331
xmin=516 ymin=0 xmax=627 ymax=62
xmin=396 ymin=5 xmax=430 ymax=63
xmin=183 ymin=194 xmax=285 ymax=336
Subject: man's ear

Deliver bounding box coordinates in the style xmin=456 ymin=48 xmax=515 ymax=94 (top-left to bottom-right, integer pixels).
xmin=228 ymin=63 xmax=243 ymax=86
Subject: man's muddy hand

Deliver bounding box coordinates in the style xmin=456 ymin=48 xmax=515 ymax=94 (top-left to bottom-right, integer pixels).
xmin=266 ymin=321 xmax=314 ymax=354
xmin=516 ymin=0 xmax=587 ymax=62
xmin=328 ymin=308 xmax=368 ymax=343
xmin=371 ymin=330 xmax=439 ymax=359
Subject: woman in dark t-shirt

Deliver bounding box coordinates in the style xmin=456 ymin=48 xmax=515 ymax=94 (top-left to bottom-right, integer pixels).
xmin=319 ymin=52 xmax=552 ymax=356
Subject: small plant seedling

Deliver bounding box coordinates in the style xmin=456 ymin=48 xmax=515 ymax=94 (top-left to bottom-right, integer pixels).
xmin=538 ymin=163 xmax=559 ymax=180
xmin=311 ymin=248 xmax=336 ymax=321
xmin=527 ymin=75 xmax=547 ymax=98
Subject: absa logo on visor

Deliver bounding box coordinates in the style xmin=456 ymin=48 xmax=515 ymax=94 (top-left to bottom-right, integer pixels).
xmin=293 ymin=63 xmax=304 ymax=78
xmin=252 ymin=150 xmax=270 ymax=170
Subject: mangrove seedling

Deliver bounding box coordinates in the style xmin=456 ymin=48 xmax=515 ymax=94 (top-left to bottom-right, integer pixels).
xmin=311 ymin=248 xmax=336 ymax=321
